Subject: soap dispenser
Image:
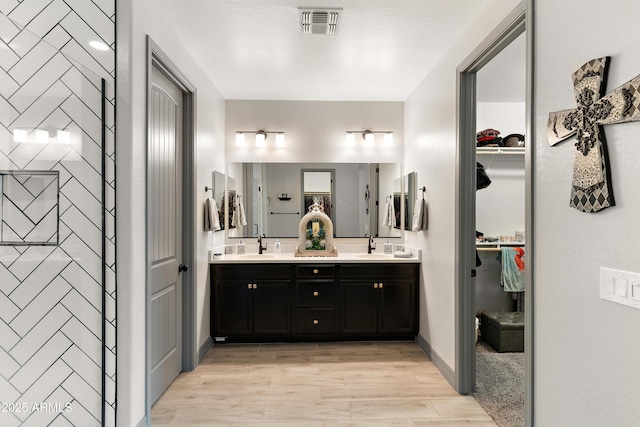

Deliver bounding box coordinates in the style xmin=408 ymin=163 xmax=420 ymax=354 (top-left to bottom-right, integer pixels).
xmin=383 ymin=240 xmax=393 ymax=255
xmin=274 ymin=239 xmax=281 ymax=254
xmin=236 ymin=239 xmax=246 ymax=254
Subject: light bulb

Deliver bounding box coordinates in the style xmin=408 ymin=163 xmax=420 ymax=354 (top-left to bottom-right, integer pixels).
xmin=345 ymin=132 xmax=355 ymax=146
xmin=275 ymin=133 xmax=285 ymax=147
xmin=255 ymin=132 xmax=266 ymax=147
xmin=364 ymin=131 xmax=374 ymax=147
xmin=35 ymin=129 xmax=49 ymax=144
xmin=235 ymin=132 xmax=245 ymax=147
xmin=13 ymin=129 xmax=28 ymax=143
xmin=57 ymin=130 xmax=71 ymax=144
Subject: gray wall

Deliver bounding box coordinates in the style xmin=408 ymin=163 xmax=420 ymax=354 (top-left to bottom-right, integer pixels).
xmin=534 ymin=0 xmax=640 ymax=425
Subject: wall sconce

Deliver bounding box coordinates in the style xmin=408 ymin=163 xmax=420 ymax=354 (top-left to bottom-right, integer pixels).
xmin=236 ymin=130 xmax=285 ymax=147
xmin=345 ymin=130 xmax=394 ymax=147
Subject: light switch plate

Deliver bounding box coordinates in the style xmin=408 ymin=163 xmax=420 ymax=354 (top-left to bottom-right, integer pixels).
xmin=600 ymin=267 xmax=640 ymax=310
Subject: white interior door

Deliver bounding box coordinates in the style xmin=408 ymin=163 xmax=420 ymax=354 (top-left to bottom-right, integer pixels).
xmin=148 ymin=65 xmax=184 ymax=404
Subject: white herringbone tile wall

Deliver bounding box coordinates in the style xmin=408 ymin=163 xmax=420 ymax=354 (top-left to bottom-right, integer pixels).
xmin=0 ymin=1 xmax=116 ymax=426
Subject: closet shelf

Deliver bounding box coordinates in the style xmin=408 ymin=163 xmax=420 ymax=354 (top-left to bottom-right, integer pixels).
xmin=476 ymin=241 xmax=525 ymax=251
xmin=476 ymin=146 xmax=525 ymax=155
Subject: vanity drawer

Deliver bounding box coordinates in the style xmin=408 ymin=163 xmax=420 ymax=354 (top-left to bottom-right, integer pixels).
xmin=296 ymin=265 xmax=336 ymax=279
xmin=340 ymin=264 xmax=418 ymax=279
xmin=296 ymin=308 xmax=336 ymax=334
xmin=213 ymin=264 xmax=291 ymax=280
xmin=296 ymin=281 xmax=336 ymax=306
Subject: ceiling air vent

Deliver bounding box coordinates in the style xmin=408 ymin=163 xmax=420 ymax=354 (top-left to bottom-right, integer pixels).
xmin=299 ymin=8 xmax=342 ymax=35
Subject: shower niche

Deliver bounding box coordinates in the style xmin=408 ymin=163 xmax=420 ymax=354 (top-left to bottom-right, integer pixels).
xmin=0 ymin=170 xmax=60 ymax=245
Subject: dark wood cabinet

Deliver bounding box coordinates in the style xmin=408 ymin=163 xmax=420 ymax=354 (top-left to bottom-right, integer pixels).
xmin=211 ymin=262 xmax=418 ymax=342
xmin=212 ymin=264 xmax=291 ymax=339
xmin=340 ymin=264 xmax=418 ymax=337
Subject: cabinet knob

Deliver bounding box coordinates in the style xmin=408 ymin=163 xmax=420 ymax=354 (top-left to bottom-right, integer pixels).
xmin=313 ymin=291 xmax=319 ymax=297
xmin=247 ymin=284 xmax=252 ymax=289
xmin=313 ymin=319 xmax=319 ymax=325
xmin=252 ymin=284 xmax=257 ymax=289
xmin=374 ymin=283 xmax=379 ymax=288
xmin=313 ymin=269 xmax=319 ymax=274
xmin=379 ymin=283 xmax=384 ymax=289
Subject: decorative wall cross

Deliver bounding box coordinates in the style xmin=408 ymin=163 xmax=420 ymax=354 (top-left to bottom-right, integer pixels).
xmin=547 ymin=57 xmax=640 ymax=213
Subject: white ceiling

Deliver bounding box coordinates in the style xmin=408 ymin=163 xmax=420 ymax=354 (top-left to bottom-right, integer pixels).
xmin=147 ymin=0 xmax=494 ymax=101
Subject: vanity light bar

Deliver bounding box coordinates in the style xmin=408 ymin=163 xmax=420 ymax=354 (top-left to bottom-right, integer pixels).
xmin=345 ymin=130 xmax=393 ymax=147
xmin=236 ymin=130 xmax=285 ymax=147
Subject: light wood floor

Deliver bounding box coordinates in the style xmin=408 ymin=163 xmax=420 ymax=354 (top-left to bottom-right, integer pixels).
xmin=152 ymin=341 xmax=497 ymax=426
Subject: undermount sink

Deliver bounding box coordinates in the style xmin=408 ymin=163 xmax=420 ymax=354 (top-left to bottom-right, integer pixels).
xmin=356 ymin=254 xmax=391 ymax=259
xmin=240 ymin=254 xmax=276 ymax=259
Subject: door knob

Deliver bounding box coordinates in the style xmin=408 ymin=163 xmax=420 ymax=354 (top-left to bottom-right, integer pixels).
xmin=178 ymin=264 xmax=188 ymax=272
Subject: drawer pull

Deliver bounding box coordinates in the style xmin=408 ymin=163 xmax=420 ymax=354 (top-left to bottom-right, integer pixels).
xmin=313 ymin=269 xmax=319 ymax=274
xmin=313 ymin=319 xmax=319 ymax=325
xmin=379 ymin=283 xmax=384 ymax=289
xmin=313 ymin=291 xmax=319 ymax=297
xmin=247 ymin=284 xmax=252 ymax=289
xmin=373 ymin=283 xmax=379 ymax=288
xmin=252 ymin=284 xmax=257 ymax=289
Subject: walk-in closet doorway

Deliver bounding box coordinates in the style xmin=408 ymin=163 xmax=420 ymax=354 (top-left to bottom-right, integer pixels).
xmin=455 ymin=1 xmax=534 ymax=425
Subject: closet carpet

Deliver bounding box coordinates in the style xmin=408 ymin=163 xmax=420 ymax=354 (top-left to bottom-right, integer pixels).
xmin=473 ymin=340 xmax=525 ymax=427
xmin=152 ymin=341 xmax=497 ymax=426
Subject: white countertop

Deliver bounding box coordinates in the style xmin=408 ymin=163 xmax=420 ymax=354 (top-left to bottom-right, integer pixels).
xmin=210 ymin=251 xmax=420 ymax=264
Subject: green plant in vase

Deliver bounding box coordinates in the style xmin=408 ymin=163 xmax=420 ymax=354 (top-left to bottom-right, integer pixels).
xmin=306 ymin=220 xmax=326 ymax=250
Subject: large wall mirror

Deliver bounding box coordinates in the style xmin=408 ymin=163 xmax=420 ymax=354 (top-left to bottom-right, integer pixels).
xmin=226 ymin=162 xmax=403 ymax=239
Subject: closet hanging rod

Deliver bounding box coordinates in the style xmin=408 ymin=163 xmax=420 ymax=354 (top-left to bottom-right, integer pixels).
xmin=270 ymin=211 xmax=300 ymax=215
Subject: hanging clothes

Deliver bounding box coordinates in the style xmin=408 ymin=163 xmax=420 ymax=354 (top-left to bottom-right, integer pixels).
xmin=501 ymin=247 xmax=525 ymax=292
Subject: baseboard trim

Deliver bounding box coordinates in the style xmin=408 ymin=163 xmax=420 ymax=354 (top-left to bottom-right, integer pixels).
xmin=416 ymin=334 xmax=456 ymax=389
xmin=197 ymin=336 xmax=213 ymax=365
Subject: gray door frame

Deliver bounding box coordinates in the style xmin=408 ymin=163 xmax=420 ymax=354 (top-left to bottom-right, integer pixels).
xmin=455 ymin=1 xmax=534 ymax=425
xmin=145 ymin=35 xmax=198 ymax=414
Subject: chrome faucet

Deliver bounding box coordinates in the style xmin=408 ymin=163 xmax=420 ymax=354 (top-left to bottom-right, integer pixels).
xmin=258 ymin=234 xmax=267 ymax=254
xmin=367 ymin=235 xmax=376 ymax=254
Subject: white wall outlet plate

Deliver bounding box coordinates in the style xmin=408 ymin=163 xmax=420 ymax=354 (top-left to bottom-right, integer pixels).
xmin=600 ymin=267 xmax=640 ymax=310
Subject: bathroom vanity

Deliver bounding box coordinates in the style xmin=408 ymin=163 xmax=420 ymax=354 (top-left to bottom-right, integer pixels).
xmin=210 ymin=254 xmax=420 ymax=342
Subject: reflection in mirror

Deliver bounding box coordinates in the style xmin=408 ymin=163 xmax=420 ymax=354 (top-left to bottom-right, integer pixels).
xmin=229 ymin=163 xmax=402 ymax=238
xmin=392 ymin=172 xmax=416 ymax=231
xmin=224 ymin=175 xmax=237 ymax=231
xmin=302 ymin=169 xmax=334 ymax=223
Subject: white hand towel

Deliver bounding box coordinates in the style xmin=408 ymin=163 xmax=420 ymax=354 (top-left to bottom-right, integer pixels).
xmin=412 ymin=198 xmax=428 ymax=231
xmin=382 ymin=200 xmax=390 ymax=226
xmin=412 ymin=198 xmax=423 ymax=231
xmin=238 ymin=200 xmax=247 ymax=226
xmin=210 ymin=198 xmax=221 ymax=231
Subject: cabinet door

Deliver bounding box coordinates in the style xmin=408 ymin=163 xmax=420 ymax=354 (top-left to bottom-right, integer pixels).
xmin=253 ymin=281 xmax=291 ymax=336
xmin=340 ymin=280 xmax=377 ymax=334
xmin=214 ymin=281 xmax=252 ymax=336
xmin=378 ymin=279 xmax=416 ymax=335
